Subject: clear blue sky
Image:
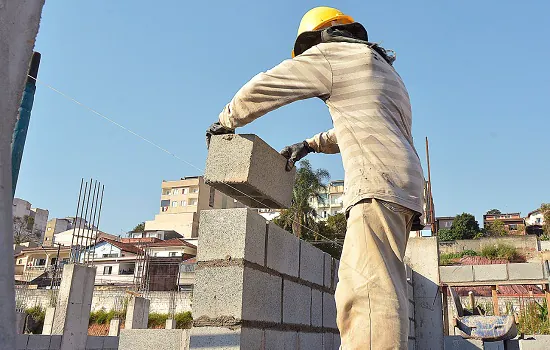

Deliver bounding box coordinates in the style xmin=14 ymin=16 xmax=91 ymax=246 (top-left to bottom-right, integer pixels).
xmin=17 ymin=0 xmax=549 ymax=235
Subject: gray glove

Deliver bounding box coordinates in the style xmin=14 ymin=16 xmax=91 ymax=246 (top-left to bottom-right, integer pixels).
xmin=280 ymin=141 xmax=315 ymax=171
xmin=206 ymin=122 xmax=234 ymax=149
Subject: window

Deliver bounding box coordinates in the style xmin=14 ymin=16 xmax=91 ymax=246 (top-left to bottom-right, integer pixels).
xmin=322 ymin=211 xmax=327 ymax=218
xmin=189 ymin=199 xmax=198 ymax=206
xmin=162 ymin=189 xmax=171 ymax=195
xmin=47 ymin=227 xmax=51 ymax=231
xmin=37 ymin=259 xmax=46 ymax=266
xmin=182 ymin=188 xmax=188 ymax=194
xmin=181 ymin=200 xmax=187 ymax=206
xmin=536 ymin=218 xmax=542 ymax=224
xmin=209 ymin=187 xmax=215 ymax=207
xmin=51 ymin=258 xmax=58 ymax=266
xmin=169 ymin=252 xmax=178 ymax=257
xmin=191 ymin=187 xmax=199 ymax=193
xmin=508 ymin=224 xmax=518 ymax=231
xmin=17 ymin=259 xmax=22 ymax=264
xmin=172 ymin=201 xmax=178 ymax=207
xmin=45 ymin=237 xmax=50 ymax=241
xmin=103 ymin=266 xmax=112 ymax=275
xmin=102 ymin=253 xmax=118 ymax=258
xmin=172 ymin=188 xmax=180 ymax=195
xmin=154 ymin=252 xmax=158 ymax=257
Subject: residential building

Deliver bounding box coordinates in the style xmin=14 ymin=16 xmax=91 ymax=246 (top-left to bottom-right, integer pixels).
xmin=144 ymin=176 xmax=243 ymax=238
xmin=127 ymin=230 xmax=182 ymax=241
xmin=52 ymin=228 xmax=116 ymax=247
xmin=14 ymin=245 xmax=71 ymax=282
xmin=483 ymin=212 xmax=525 ymax=235
xmin=12 ymin=198 xmax=49 ymax=241
xmin=43 ymin=216 xmax=92 ymax=246
xmin=436 ymin=217 xmax=455 ymax=232
xmin=87 ymin=238 xmax=142 ymax=287
xmin=145 ymin=238 xmax=197 ymax=258
xmin=309 ymin=180 xmax=345 ymax=220
xmin=525 ymin=208 xmax=545 ymax=235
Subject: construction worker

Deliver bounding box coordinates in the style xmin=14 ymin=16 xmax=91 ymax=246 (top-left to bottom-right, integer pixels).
xmin=206 ymin=7 xmax=424 ymax=349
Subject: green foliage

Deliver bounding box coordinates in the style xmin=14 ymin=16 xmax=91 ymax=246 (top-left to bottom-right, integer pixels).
xmin=175 ymin=311 xmax=193 ymax=329
xmin=518 ymin=300 xmax=550 ymax=335
xmin=450 ymin=213 xmax=481 ymax=240
xmin=480 ymin=243 xmax=522 ymax=262
xmin=437 ymin=228 xmax=462 ymax=242
xmin=439 ymin=250 xmax=478 ymax=265
xmin=132 ymin=222 xmax=145 ymax=233
xmin=89 ymin=308 xmax=125 ymax=325
xmin=486 ymin=219 xmax=506 ymax=236
xmin=25 ymin=306 xmax=45 ymax=334
xmin=148 ymin=312 xmax=169 ymax=328
xmin=541 ymin=203 xmax=550 ymax=236
xmin=326 ymin=213 xmax=347 ymax=237
xmin=486 ymin=209 xmax=502 ymax=215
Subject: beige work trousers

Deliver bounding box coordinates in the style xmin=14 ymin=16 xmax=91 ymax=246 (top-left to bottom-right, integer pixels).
xmin=335 ymin=198 xmax=415 ymax=350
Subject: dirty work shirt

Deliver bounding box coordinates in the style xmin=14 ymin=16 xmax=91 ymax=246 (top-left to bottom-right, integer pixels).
xmin=218 ymin=42 xmax=424 ymax=214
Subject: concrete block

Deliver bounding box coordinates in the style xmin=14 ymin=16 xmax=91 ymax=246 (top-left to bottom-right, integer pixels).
xmin=508 ymin=263 xmax=544 ymax=280
xmin=299 ymin=332 xmax=323 ymax=350
xmin=108 ymin=319 xmax=120 ymax=336
xmin=473 ymin=264 xmax=507 ymax=281
xmin=408 ymin=338 xmax=415 ymax=350
xmin=42 ymin=307 xmax=55 ymax=335
xmin=283 ymin=280 xmax=311 ymax=325
xmin=16 ymin=334 xmax=29 ymax=350
xmin=120 ymin=329 xmax=187 ymax=350
xmin=323 ymin=292 xmax=337 ymax=329
xmin=334 ymin=334 xmax=341 ymax=350
xmin=85 ymin=336 xmax=104 ymax=350
xmin=440 ymin=265 xmax=474 ymax=283
xmin=204 ymin=134 xmax=296 ymax=209
xmin=16 ymin=311 xmax=26 ymax=334
xmin=407 ymin=280 xmax=414 ymax=300
xmin=311 ymin=289 xmax=323 ymax=327
xmin=266 ymin=222 xmax=299 ymax=277
xmin=408 ymin=300 xmax=415 ymax=324
xmin=189 ymin=326 xmax=263 ymax=350
xmin=300 ymin=240 xmax=325 ymax=285
xmin=265 ymin=330 xmax=298 ymax=350
xmin=333 ymin=259 xmax=340 ymax=290
xmin=125 ymin=296 xmax=150 ymax=329
xmin=443 ymin=336 xmax=483 ymax=349
xmin=102 ymin=336 xmax=119 ymax=349
xmin=166 ymin=318 xmax=177 ymax=329
xmin=518 ymin=335 xmax=550 ymax=349
xmin=198 ymin=208 xmax=266 ymax=265
xmin=483 ymin=340 xmax=504 ymax=350
xmin=49 ymin=336 xmax=62 ymax=350
xmin=27 ymin=335 xmax=51 ymax=350
xmin=324 ymin=254 xmax=332 ymax=288
xmin=323 ymin=333 xmax=334 ymax=350
xmin=193 ymin=265 xmax=281 ymax=323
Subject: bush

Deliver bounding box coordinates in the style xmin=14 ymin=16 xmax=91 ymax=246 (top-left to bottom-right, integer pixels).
xmin=480 ymin=243 xmax=521 ymax=261
xmin=148 ymin=312 xmax=169 ymax=328
xmin=518 ymin=300 xmax=550 ymax=335
xmin=89 ymin=308 xmax=124 ymax=325
xmin=175 ymin=311 xmax=193 ymax=329
xmin=439 ymin=250 xmax=479 ymax=265
xmin=25 ymin=306 xmax=45 ymax=334
xmin=438 ymin=228 xmax=462 ymax=242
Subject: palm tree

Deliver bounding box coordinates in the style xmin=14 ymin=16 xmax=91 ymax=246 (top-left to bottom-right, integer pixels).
xmin=274 ymin=160 xmax=329 ymax=238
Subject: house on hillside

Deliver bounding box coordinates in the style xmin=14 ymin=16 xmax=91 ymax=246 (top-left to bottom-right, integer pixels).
xmin=436 ymin=217 xmax=455 ymax=232
xmin=14 ymin=245 xmax=71 ymax=283
xmin=483 ymin=212 xmax=525 ymax=235
xmin=525 ymin=209 xmax=544 ymax=235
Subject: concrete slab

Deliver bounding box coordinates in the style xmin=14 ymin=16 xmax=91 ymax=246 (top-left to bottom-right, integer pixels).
xmin=299 ymin=332 xmax=323 ymax=350
xmin=440 ymin=265 xmax=474 ymax=283
xmin=443 ymin=336 xmax=482 ymax=349
xmin=323 ymin=292 xmax=337 ymax=329
xmin=49 ymin=335 xmax=62 ymax=350
xmin=198 ymin=208 xmax=266 ymax=265
xmin=483 ymin=340 xmax=504 ymax=350
xmin=299 ymin=240 xmax=325 ymax=285
xmin=102 ymin=336 xmax=119 ymax=349
xmin=264 ymin=330 xmax=298 ymax=350
xmin=508 ymin=263 xmax=544 ymax=280
xmin=204 ymin=134 xmax=296 ymax=209
xmin=16 ymin=334 xmax=29 ymax=350
xmin=120 ymin=329 xmax=187 ymax=350
xmin=108 ymin=319 xmax=120 ymax=336
xmin=311 ymin=289 xmax=323 ymax=327
xmin=42 ymin=307 xmax=55 ymax=335
xmin=519 ymin=335 xmax=550 ymax=349
xmin=473 ymin=264 xmax=508 ymax=281
xmin=266 ymin=223 xmax=300 ymax=277
xmin=189 ymin=326 xmax=241 ymax=350
xmin=85 ymin=336 xmax=104 ymax=350
xmin=283 ymin=280 xmax=311 ymax=325
xmin=125 ymin=296 xmax=150 ymax=329
xmin=16 ymin=311 xmax=26 ymax=334
xmin=26 ymin=335 xmax=51 ymax=350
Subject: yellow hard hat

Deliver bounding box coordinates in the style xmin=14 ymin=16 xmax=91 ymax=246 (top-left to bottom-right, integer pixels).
xmin=292 ymin=7 xmax=355 ymax=57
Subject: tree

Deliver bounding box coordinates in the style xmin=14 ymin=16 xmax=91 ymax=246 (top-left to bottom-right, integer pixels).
xmin=487 ymin=209 xmax=502 ymax=215
xmin=486 ymin=219 xmax=506 ymax=236
xmin=437 ymin=228 xmax=462 ymax=242
xmin=13 ymin=215 xmax=39 ymax=244
xmin=273 ymin=160 xmax=329 ymax=238
xmin=326 ymin=213 xmax=347 ymax=237
xmin=541 ymin=203 xmax=550 ymax=236
xmin=132 ymin=222 xmax=145 ymax=232
xmin=449 ymin=213 xmax=480 ymax=240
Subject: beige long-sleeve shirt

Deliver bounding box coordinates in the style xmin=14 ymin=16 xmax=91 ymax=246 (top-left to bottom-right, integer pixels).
xmin=218 ymin=42 xmax=424 ymax=214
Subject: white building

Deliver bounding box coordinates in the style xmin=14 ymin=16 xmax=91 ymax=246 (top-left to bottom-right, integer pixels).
xmin=12 ymin=197 xmax=49 ymax=241
xmin=84 ymin=238 xmax=142 ymax=286
xmin=53 ymin=228 xmax=116 ymax=247
xmin=309 ymin=180 xmax=345 ymax=220
xmin=526 ymin=209 xmax=544 ymax=226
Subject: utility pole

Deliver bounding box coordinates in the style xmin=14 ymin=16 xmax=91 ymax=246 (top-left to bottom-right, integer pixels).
xmin=11 ymin=51 xmax=41 ymax=197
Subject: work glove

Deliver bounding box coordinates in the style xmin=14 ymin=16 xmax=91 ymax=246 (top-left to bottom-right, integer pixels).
xmin=280 ymin=141 xmax=315 ymax=171
xmin=206 ymin=122 xmax=234 ymax=149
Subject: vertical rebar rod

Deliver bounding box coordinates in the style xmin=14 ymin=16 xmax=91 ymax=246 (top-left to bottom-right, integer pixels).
xmin=74 ymin=181 xmax=89 ymax=263
xmin=90 ymin=185 xmax=104 ymax=266
xmin=78 ymin=178 xmax=93 ymax=261
xmin=69 ymin=179 xmax=84 ymax=255
xmin=84 ymin=180 xmax=98 ymax=264
xmin=86 ymin=181 xmax=101 ymax=265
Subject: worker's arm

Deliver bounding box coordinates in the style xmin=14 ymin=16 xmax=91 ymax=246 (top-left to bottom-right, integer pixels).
xmin=305 ymin=128 xmax=339 ymax=154
xmin=217 ymin=47 xmax=332 ymax=129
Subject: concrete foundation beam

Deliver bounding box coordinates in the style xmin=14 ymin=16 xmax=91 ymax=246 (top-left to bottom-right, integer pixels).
xmin=508 ymin=263 xmax=544 ymax=280
xmin=473 ymin=264 xmax=508 ymax=281
xmin=16 ymin=312 xmax=26 ymax=334
xmin=41 ymin=307 xmax=55 ymax=335
xmin=125 ymin=297 xmax=150 ymax=330
xmin=189 ymin=326 xmax=263 ymax=350
xmin=204 ymin=134 xmax=296 ymax=209
xmin=440 ymin=265 xmax=474 ymax=283
xmin=165 ymin=319 xmax=177 ymax=329
xmin=108 ymin=319 xmax=121 ymax=336
xmin=119 ymin=329 xmax=189 ymax=350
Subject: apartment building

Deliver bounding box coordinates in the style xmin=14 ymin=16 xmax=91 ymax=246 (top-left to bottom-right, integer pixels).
xmin=12 ymin=198 xmax=49 ymax=242
xmin=144 ymin=176 xmax=243 ymax=238
xmin=483 ymin=212 xmax=525 ymax=235
xmin=43 ymin=217 xmax=93 ymax=246
xmin=309 ymin=180 xmax=345 ymax=220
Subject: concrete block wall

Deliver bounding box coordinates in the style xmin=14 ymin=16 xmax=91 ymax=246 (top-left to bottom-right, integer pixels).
xmin=440 ymin=263 xmax=546 ymax=284
xmin=16 ymin=336 xmax=118 ymax=350
xmin=190 ymin=208 xmax=340 ymax=349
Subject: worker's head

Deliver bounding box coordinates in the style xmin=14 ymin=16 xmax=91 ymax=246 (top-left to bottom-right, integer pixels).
xmin=292 ymin=7 xmax=368 ymax=57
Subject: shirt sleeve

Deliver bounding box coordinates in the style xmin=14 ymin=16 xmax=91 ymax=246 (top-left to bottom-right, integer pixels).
xmin=306 ymin=128 xmax=340 ymax=154
xmin=218 ymin=46 xmax=332 ymax=129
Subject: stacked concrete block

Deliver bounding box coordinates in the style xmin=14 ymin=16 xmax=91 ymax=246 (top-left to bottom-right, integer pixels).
xmin=119 ymin=329 xmax=188 ymax=350
xmin=125 ymin=296 xmax=150 ymax=329
xmin=473 ymin=264 xmax=508 ymax=281
xmin=42 ymin=307 xmax=56 ymax=335
xmin=508 ymin=263 xmax=544 ymax=280
xmin=204 ymin=134 xmax=296 ymax=208
xmin=439 ymin=265 xmax=474 ymax=283
xmin=190 ymin=208 xmax=340 ymax=349
xmin=108 ymin=319 xmax=121 ymax=336
xmin=51 ymin=264 xmax=96 ymax=350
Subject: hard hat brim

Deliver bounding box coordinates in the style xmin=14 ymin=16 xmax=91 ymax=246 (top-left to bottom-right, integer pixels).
xmin=292 ymin=22 xmax=368 ymax=58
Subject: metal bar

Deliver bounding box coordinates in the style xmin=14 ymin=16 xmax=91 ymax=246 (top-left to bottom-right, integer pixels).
xmin=11 ymin=52 xmax=41 ymax=197
xmin=74 ymin=180 xmax=89 ymax=262
xmin=84 ymin=180 xmax=98 ymax=264
xmin=78 ymin=178 xmax=93 ymax=261
xmin=91 ymin=185 xmax=104 ymax=266
xmin=70 ymin=179 xmax=84 ymax=253
xmin=86 ymin=181 xmax=101 ymax=265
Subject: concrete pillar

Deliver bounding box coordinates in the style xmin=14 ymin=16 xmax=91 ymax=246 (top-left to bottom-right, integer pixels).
xmin=125 ymin=296 xmax=150 ymax=329
xmin=51 ymin=264 xmax=96 ymax=350
xmin=404 ymin=237 xmax=444 ymax=350
xmin=15 ymin=312 xmax=26 ymax=334
xmin=0 ymin=1 xmax=45 ymax=348
xmin=165 ymin=319 xmax=177 ymax=329
xmin=108 ymin=319 xmax=121 ymax=336
xmin=41 ymin=307 xmax=55 ymax=335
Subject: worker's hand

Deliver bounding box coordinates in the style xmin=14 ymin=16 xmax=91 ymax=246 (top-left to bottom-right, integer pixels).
xmin=280 ymin=141 xmax=315 ymax=171
xmin=206 ymin=122 xmax=234 ymax=149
